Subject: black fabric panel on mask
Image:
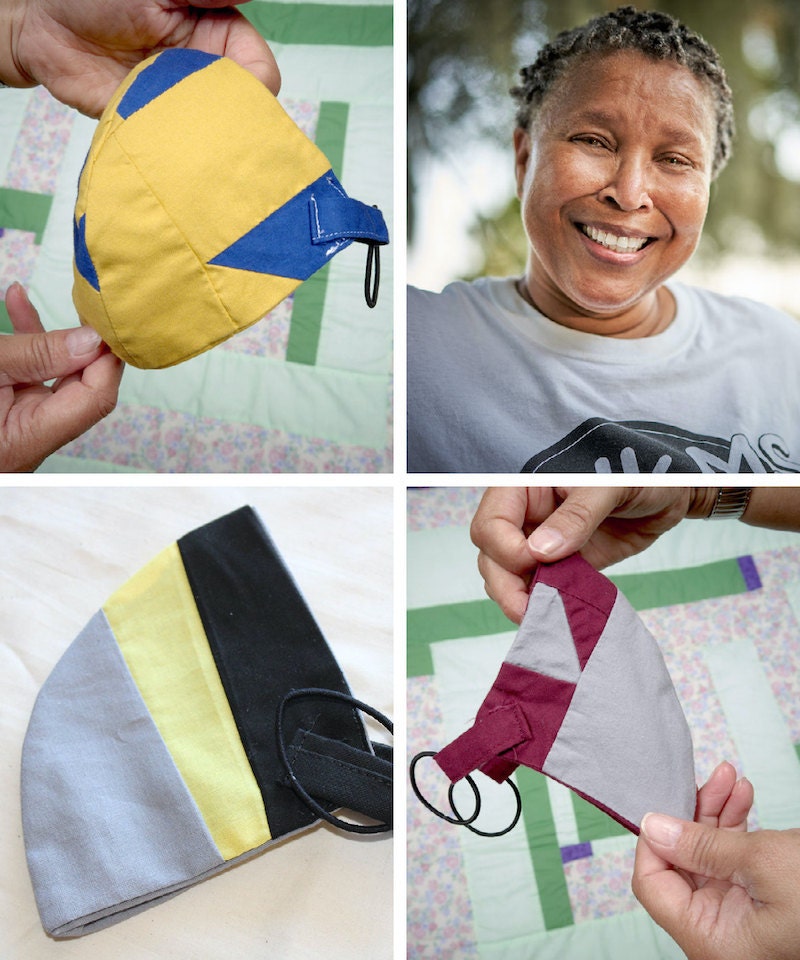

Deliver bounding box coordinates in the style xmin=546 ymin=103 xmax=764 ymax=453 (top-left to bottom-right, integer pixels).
xmin=178 ymin=506 xmax=370 ymax=838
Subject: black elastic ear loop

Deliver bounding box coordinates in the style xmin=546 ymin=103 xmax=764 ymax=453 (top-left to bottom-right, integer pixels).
xmin=409 ymin=751 xmax=522 ymax=836
xmin=448 ymin=777 xmax=522 ymax=837
xmin=409 ymin=751 xmax=481 ymax=826
xmin=277 ymin=687 xmax=393 ymax=835
xmin=364 ymin=241 xmax=380 ymax=308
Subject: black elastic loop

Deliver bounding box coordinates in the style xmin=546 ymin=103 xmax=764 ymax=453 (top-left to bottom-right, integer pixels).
xmin=276 ymin=687 xmax=393 ymax=835
xmin=364 ymin=241 xmax=380 ymax=308
xmin=408 ymin=751 xmax=481 ymax=826
xmin=448 ymin=776 xmax=522 ymax=837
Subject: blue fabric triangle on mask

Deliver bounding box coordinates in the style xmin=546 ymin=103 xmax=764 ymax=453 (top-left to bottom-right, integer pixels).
xmin=208 ymin=170 xmax=388 ymax=280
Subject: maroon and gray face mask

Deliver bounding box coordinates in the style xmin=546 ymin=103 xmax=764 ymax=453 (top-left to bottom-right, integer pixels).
xmin=411 ymin=553 xmax=696 ymax=836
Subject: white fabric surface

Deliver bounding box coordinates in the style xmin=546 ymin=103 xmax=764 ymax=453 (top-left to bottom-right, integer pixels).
xmin=0 ymin=486 xmax=393 ymax=958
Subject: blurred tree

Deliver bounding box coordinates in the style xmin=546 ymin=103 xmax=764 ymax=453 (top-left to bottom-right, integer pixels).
xmin=408 ymin=0 xmax=800 ymax=275
xmin=407 ymin=0 xmax=546 ymax=240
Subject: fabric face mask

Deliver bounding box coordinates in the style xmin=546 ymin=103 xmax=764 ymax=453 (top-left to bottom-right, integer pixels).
xmin=72 ymin=48 xmax=389 ymax=369
xmin=411 ymin=553 xmax=695 ymax=835
xmin=21 ymin=506 xmax=392 ymax=937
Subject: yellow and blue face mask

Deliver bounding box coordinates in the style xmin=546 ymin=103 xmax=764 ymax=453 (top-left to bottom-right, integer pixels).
xmin=72 ymin=49 xmax=389 ymax=369
xmin=21 ymin=507 xmax=392 ymax=937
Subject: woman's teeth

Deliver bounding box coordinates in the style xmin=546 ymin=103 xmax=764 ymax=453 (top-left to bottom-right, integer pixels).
xmin=581 ymin=224 xmax=649 ymax=253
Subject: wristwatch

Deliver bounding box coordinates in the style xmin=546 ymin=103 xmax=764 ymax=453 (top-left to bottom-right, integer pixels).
xmin=706 ymin=487 xmax=752 ymax=520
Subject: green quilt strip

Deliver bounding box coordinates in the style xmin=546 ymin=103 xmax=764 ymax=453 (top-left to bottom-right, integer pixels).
xmin=0 ymin=188 xmax=53 ymax=244
xmin=407 ymin=598 xmax=513 ymax=676
xmin=243 ymin=2 xmax=392 ymax=46
xmin=518 ymin=768 xmax=574 ymax=930
xmin=407 ymin=556 xmax=753 ymax=678
xmin=286 ymin=101 xmax=349 ymax=366
xmin=0 ymin=189 xmax=55 ymax=332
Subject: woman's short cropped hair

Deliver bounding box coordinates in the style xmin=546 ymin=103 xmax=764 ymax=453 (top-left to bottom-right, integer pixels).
xmin=511 ymin=5 xmax=734 ymax=178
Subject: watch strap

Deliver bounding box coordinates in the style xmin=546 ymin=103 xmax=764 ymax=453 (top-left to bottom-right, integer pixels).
xmin=707 ymin=487 xmax=752 ymax=520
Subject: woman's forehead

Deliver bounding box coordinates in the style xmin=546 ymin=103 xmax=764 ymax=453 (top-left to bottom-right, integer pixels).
xmin=538 ymin=49 xmax=716 ymax=137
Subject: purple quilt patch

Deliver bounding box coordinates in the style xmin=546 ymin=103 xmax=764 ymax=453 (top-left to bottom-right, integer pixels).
xmin=738 ymin=555 xmax=762 ymax=591
xmin=561 ymin=842 xmax=592 ymax=864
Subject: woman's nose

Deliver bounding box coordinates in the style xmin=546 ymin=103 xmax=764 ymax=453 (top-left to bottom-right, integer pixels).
xmin=597 ymin=155 xmax=654 ymax=212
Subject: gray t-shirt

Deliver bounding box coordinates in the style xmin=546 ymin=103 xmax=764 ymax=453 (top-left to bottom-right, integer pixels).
xmin=407 ymin=276 xmax=800 ymax=474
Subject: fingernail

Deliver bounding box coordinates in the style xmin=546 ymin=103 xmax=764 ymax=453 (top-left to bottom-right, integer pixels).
xmin=641 ymin=812 xmax=683 ymax=846
xmin=66 ymin=325 xmax=102 ymax=356
xmin=528 ymin=527 xmax=565 ymax=557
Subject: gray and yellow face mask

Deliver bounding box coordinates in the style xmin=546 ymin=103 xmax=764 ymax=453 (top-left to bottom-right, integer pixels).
xmin=21 ymin=506 xmax=392 ymax=937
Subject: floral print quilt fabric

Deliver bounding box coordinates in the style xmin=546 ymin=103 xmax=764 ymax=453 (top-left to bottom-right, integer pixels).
xmin=407 ymin=488 xmax=800 ymax=960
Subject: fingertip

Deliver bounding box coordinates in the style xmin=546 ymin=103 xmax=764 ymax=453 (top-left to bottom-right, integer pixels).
xmin=487 ymin=583 xmax=527 ymax=626
xmin=527 ymin=526 xmax=566 ymax=559
xmin=507 ymin=595 xmax=527 ymax=625
xmin=732 ymin=775 xmax=754 ymax=805
xmin=65 ymin=325 xmax=102 ymax=358
xmin=703 ymin=759 xmax=738 ymax=792
xmin=5 ymin=281 xmax=29 ymax=311
xmin=262 ymin=60 xmax=281 ymax=97
xmin=640 ymin=812 xmax=684 ymax=847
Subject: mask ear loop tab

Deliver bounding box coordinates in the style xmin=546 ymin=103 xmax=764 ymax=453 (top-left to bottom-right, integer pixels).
xmin=277 ymin=687 xmax=393 ymax=835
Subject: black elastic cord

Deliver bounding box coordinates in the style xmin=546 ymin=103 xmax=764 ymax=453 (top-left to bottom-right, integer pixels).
xmin=408 ymin=751 xmax=481 ymax=826
xmin=364 ymin=241 xmax=380 ymax=308
xmin=448 ymin=777 xmax=522 ymax=837
xmin=409 ymin=750 xmax=522 ymax=837
xmin=276 ymin=687 xmax=393 ymax=835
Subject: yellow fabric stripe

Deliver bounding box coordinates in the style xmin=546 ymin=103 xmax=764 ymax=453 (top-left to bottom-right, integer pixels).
xmin=103 ymin=543 xmax=271 ymax=860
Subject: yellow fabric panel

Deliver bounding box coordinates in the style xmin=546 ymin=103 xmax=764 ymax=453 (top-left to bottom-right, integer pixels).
xmin=205 ymin=263 xmax=301 ymax=334
xmin=103 ymin=543 xmax=271 ymax=861
xmin=114 ymin=56 xmax=331 ymax=262
xmin=75 ymin=134 xmax=232 ymax=366
xmin=74 ymin=100 xmax=124 ymax=224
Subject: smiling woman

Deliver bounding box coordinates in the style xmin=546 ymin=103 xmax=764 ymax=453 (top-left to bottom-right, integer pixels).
xmin=407 ymin=5 xmax=800 ymax=475
xmin=514 ymin=51 xmax=717 ymax=337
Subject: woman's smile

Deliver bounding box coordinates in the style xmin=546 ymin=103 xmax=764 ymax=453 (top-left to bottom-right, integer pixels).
xmin=578 ymin=223 xmax=653 ymax=256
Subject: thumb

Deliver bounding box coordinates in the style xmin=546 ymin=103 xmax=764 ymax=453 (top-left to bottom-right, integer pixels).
xmin=640 ymin=812 xmax=752 ymax=883
xmin=0 ymin=327 xmax=104 ymax=388
xmin=526 ymin=487 xmax=623 ymax=562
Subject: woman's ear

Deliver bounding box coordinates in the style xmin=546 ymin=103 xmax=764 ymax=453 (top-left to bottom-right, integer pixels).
xmin=513 ymin=127 xmax=532 ymax=199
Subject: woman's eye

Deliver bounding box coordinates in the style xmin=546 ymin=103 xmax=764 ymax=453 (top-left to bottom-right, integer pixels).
xmin=573 ymin=136 xmax=607 ymax=148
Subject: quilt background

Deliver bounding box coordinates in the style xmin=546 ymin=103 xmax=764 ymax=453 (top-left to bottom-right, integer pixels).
xmin=407 ymin=487 xmax=800 ymax=960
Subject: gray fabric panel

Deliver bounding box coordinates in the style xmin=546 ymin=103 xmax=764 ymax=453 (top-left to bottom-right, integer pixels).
xmin=61 ymin=818 xmax=321 ymax=937
xmin=505 ymin=582 xmax=581 ymax=684
xmin=21 ymin=610 xmax=224 ymax=937
xmin=542 ymin=593 xmax=695 ymax=826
